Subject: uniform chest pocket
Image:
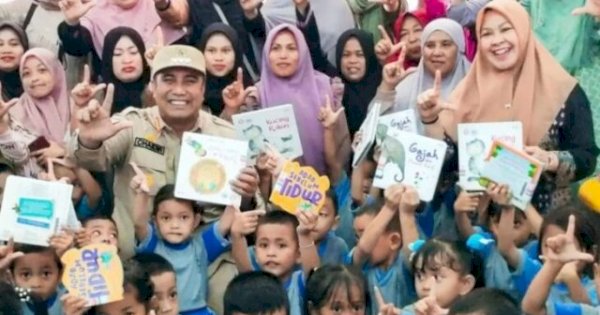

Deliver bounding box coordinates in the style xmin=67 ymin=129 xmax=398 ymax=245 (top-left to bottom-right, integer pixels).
xmin=131 ymin=143 xmax=169 ymax=196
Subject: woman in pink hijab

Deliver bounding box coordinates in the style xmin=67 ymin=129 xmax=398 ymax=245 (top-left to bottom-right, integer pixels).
xmin=0 ymin=48 xmax=71 ymax=174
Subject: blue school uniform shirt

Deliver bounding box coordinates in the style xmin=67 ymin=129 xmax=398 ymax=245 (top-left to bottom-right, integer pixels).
xmin=318 ymin=231 xmax=349 ymax=265
xmin=512 ymin=250 xmax=599 ymax=306
xmin=333 ymin=172 xmax=355 ymax=248
xmin=21 ymin=287 xmax=65 ymax=315
xmin=285 ymin=270 xmax=306 ymax=315
xmin=347 ymin=249 xmax=417 ymax=315
xmin=137 ymin=222 xmax=230 ymax=313
xmin=547 ymin=302 xmax=599 ymax=315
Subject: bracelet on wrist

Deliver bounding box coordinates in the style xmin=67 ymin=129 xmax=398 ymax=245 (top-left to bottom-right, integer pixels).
xmin=422 ymin=116 xmax=439 ymax=125
xmin=299 ymin=241 xmax=315 ymax=249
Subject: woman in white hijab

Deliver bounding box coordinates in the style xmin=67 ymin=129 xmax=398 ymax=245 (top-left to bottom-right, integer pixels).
xmin=370 ymin=18 xmax=471 ymax=133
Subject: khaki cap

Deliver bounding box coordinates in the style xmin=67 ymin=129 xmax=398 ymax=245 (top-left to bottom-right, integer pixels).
xmin=151 ymin=45 xmax=206 ymax=78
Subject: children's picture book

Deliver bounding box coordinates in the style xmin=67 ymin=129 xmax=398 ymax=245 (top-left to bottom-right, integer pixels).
xmin=458 ymin=122 xmax=523 ymax=191
xmin=175 ymin=133 xmax=249 ymax=207
xmin=352 ymin=102 xmax=381 ymax=168
xmin=62 ymin=244 xmax=123 ymax=306
xmin=376 ymin=109 xmax=419 ymax=145
xmin=373 ymin=131 xmax=448 ymax=202
xmin=232 ymin=104 xmax=303 ymax=161
xmin=270 ymin=162 xmax=331 ymax=214
xmin=480 ymin=140 xmax=543 ymax=210
xmin=0 ymin=176 xmax=74 ymax=246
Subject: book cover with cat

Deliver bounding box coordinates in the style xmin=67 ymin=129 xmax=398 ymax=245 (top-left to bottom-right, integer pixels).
xmin=232 ymin=104 xmax=303 ymax=161
xmin=175 ymin=133 xmax=249 ymax=207
xmin=0 ymin=176 xmax=75 ymax=246
xmin=458 ymin=122 xmax=523 ymax=191
xmin=373 ymin=131 xmax=448 ymax=201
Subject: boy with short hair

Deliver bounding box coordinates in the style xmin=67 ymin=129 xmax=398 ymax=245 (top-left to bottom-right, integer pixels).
xmin=76 ymin=214 xmax=119 ymax=248
xmin=224 ymin=271 xmax=289 ymax=315
xmin=134 ymin=253 xmax=179 ymax=315
xmin=350 ymin=184 xmax=421 ymax=315
xmin=231 ymin=210 xmax=320 ymax=315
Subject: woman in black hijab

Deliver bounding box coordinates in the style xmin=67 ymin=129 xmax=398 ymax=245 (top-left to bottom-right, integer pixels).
xmin=335 ymin=30 xmax=383 ymax=136
xmin=0 ymin=22 xmax=29 ymax=101
xmin=198 ymin=23 xmax=250 ymax=116
xmin=101 ymin=27 xmax=151 ymax=115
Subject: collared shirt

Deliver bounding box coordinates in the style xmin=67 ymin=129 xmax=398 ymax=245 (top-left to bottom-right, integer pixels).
xmin=68 ymin=106 xmax=236 ymax=258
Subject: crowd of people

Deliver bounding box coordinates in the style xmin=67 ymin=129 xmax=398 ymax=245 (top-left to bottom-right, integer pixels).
xmin=0 ymin=0 xmax=600 ymax=314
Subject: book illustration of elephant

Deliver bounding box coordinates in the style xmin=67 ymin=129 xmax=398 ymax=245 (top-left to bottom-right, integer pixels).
xmin=466 ymin=138 xmax=486 ymax=182
xmin=374 ymin=128 xmax=406 ymax=183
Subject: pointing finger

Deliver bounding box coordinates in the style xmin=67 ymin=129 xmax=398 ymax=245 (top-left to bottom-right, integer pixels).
xmin=82 ymin=64 xmax=91 ymax=84
xmin=378 ymin=25 xmax=391 ymax=42
xmin=102 ymin=84 xmax=115 ymax=113
xmin=237 ymin=67 xmax=244 ymax=85
xmin=130 ymin=161 xmax=145 ymax=177
xmin=433 ymin=69 xmax=442 ymax=93
xmin=156 ymin=25 xmax=165 ymax=48
xmin=374 ymin=286 xmax=385 ymax=308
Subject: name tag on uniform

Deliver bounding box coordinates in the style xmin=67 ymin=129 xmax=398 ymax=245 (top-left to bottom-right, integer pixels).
xmin=134 ymin=138 xmax=165 ymax=155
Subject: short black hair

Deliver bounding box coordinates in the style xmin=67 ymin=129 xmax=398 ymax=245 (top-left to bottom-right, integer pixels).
xmin=133 ymin=253 xmax=175 ymax=277
xmin=448 ymin=288 xmax=521 ymax=315
xmin=354 ymin=199 xmax=400 ymax=233
xmin=257 ymin=210 xmax=299 ymax=241
xmin=305 ymin=265 xmax=369 ymax=314
xmin=123 ymin=256 xmax=154 ymax=305
xmin=153 ymin=184 xmax=203 ymax=216
xmin=224 ymin=271 xmax=289 ymax=315
xmin=0 ymin=281 xmax=22 ymax=315
xmin=10 ymin=244 xmax=62 ymax=272
xmin=81 ymin=214 xmax=117 ymax=229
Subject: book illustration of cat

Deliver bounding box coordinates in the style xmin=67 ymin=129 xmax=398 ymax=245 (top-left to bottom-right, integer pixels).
xmin=466 ymin=138 xmax=486 ymax=182
xmin=374 ymin=129 xmax=406 ymax=183
xmin=243 ymin=125 xmax=294 ymax=159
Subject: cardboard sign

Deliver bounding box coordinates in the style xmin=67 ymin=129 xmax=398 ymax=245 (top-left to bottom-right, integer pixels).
xmin=175 ymin=133 xmax=249 ymax=207
xmin=232 ymin=104 xmax=303 ymax=161
xmin=0 ymin=176 xmax=75 ymax=246
xmin=270 ymin=162 xmax=331 ymax=214
xmin=480 ymin=140 xmax=543 ymax=210
xmin=61 ymin=244 xmax=123 ymax=306
xmin=458 ymin=122 xmax=523 ymax=191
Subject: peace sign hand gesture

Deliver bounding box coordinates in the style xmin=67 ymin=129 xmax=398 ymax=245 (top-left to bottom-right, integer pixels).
xmin=543 ymin=215 xmax=595 ymax=264
xmin=416 ymin=70 xmax=456 ymax=124
xmin=71 ymin=64 xmax=106 ymax=108
xmin=318 ymin=95 xmax=344 ymax=129
xmin=375 ymin=286 xmax=401 ymax=315
xmin=375 ymin=25 xmax=404 ymax=65
xmin=381 ymin=43 xmax=415 ymax=91
xmin=58 ymin=0 xmax=96 ymax=26
xmin=76 ymin=84 xmax=133 ymax=149
xmin=572 ymin=0 xmax=600 ymax=17
xmin=130 ymin=162 xmax=150 ymax=194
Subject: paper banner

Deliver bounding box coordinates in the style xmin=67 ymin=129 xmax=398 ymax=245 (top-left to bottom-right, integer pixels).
xmin=61 ymin=244 xmax=123 ymax=306
xmin=270 ymin=162 xmax=330 ymax=214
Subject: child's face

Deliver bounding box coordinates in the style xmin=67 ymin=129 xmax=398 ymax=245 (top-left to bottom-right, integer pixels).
xmin=86 ymin=219 xmax=119 ymax=247
xmin=353 ymin=214 xmax=398 ymax=266
xmin=414 ymin=255 xmax=474 ymax=308
xmin=491 ymin=212 xmax=531 ymax=248
xmin=312 ymin=198 xmax=338 ymax=242
xmin=311 ymin=284 xmax=366 ymax=315
xmin=154 ymin=200 xmax=200 ymax=244
xmin=255 ymin=223 xmax=300 ymax=280
xmin=12 ymin=251 xmax=60 ymax=301
xmin=150 ymin=272 xmax=179 ymax=315
xmin=96 ymin=286 xmax=148 ymax=315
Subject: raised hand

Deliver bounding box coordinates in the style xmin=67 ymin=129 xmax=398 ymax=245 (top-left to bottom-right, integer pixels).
xmin=32 ymin=142 xmax=67 ymax=166
xmin=380 ymin=43 xmax=415 ymax=91
xmin=296 ymin=210 xmax=318 ymax=236
xmin=375 ymin=286 xmax=401 ymax=315
xmin=416 ymin=70 xmax=456 ymax=124
xmin=543 ymin=215 xmax=594 ymax=264
xmin=256 ymin=143 xmax=285 ymax=177
xmin=240 ymin=0 xmax=262 ymax=18
xmin=76 ymin=84 xmax=133 ymax=149
xmin=369 ymin=0 xmax=400 ymax=12
xmin=375 ymin=25 xmax=404 ymax=64
xmin=222 ymin=68 xmax=246 ymax=111
xmin=231 ymin=165 xmax=260 ymax=197
xmin=414 ymin=285 xmax=448 ymax=315
xmin=130 ymin=162 xmax=150 ymax=194
xmin=58 ymin=0 xmax=96 ymax=26
xmin=318 ymin=95 xmax=344 ymax=129
xmin=61 ymin=293 xmax=90 ymax=315
xmin=400 ymin=185 xmax=420 ymax=214
xmin=71 ymin=64 xmax=106 ymax=108
xmin=572 ymin=0 xmax=600 ymax=16
xmin=0 ymin=238 xmax=24 ymax=271
xmin=38 ymin=158 xmax=72 ymax=182
xmin=145 ymin=26 xmax=165 ymax=65
xmin=48 ymin=229 xmax=75 ymax=257
xmin=524 ymin=146 xmax=558 ymax=172
xmin=384 ymin=184 xmax=406 ymax=210
xmin=454 ymin=190 xmax=483 ymax=213
xmin=230 ymin=207 xmax=266 ymax=237
xmin=486 ymin=183 xmax=511 ymax=207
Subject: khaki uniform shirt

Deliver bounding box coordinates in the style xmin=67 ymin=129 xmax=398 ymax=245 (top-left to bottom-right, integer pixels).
xmin=68 ymin=106 xmax=236 ymax=258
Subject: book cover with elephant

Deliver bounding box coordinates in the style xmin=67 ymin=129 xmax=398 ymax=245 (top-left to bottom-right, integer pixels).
xmin=175 ymin=133 xmax=249 ymax=207
xmin=232 ymin=104 xmax=303 ymax=161
xmin=373 ymin=131 xmax=448 ymax=201
xmin=457 ymin=122 xmax=523 ymax=191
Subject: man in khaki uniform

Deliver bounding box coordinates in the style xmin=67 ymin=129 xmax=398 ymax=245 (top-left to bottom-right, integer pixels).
xmin=68 ymin=45 xmax=260 ymax=258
